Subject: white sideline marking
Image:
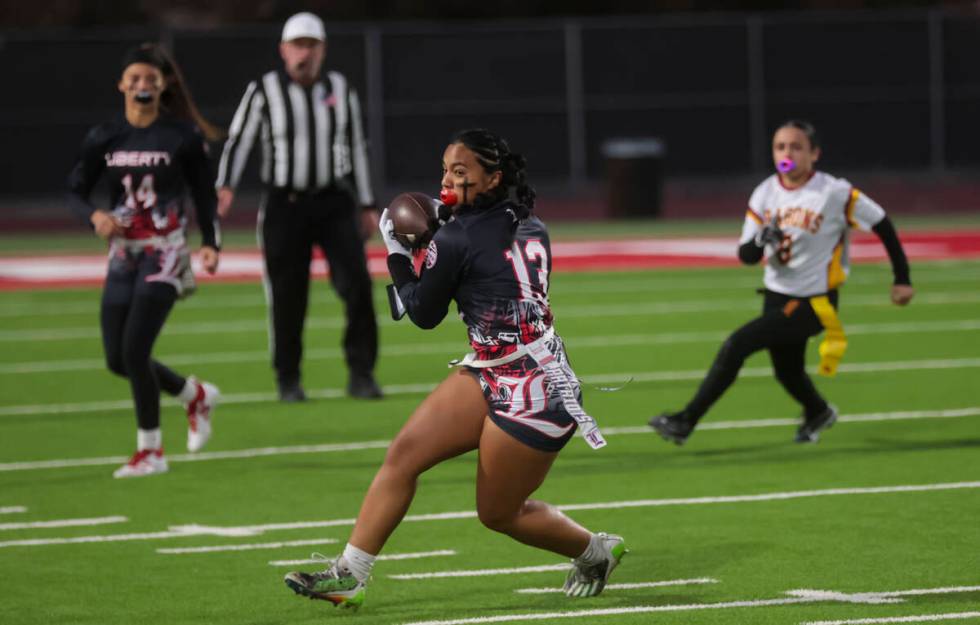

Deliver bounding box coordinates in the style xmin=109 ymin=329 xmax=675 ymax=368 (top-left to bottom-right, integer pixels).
xmin=602 ymin=406 xmax=980 ymax=436
xmin=3 ymin=291 xmax=979 ymax=343
xmin=0 ymin=506 xmax=27 ymax=514
xmin=270 ymin=549 xmax=458 ymax=566
xmin=401 ymin=585 xmax=980 ymax=625
xmin=390 ymin=564 xmax=571 ymax=579
xmin=6 ymin=318 xmax=980 ymax=375
xmin=2 ymin=406 xmax=978 ymax=473
xmin=0 ymin=515 xmax=127 ymax=531
xmin=516 ymin=577 xmax=719 ymax=593
xmin=802 ymin=613 xmax=980 ymax=625
xmin=157 ymin=537 xmax=339 ymax=554
xmin=4 ymin=481 xmax=975 ymax=549
xmin=4 ymin=357 xmax=980 ymax=419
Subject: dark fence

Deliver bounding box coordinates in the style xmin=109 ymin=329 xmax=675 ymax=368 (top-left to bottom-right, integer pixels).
xmin=1 ymin=9 xmax=977 ymax=198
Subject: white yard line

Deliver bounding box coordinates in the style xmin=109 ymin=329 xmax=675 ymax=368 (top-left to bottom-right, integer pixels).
xmin=390 ymin=564 xmax=571 ymax=579
xmin=2 ymin=406 xmax=978 ymax=473
xmin=516 ymin=577 xmax=719 ymax=593
xmin=3 ymin=481 xmax=977 ymax=549
xmin=5 ymin=319 xmax=980 ymax=376
xmin=0 ymin=515 xmax=127 ymax=531
xmin=4 ymin=357 xmax=980 ymax=419
xmin=1 ymin=263 xmax=974 ymax=318
xmin=3 ymin=291 xmax=979 ymax=343
xmin=801 ymin=612 xmax=980 ymax=625
xmin=402 ymin=597 xmax=816 ymax=625
xmin=270 ymin=549 xmax=458 ymax=566
xmin=156 ymin=537 xmax=339 ymax=554
xmin=0 ymin=506 xmax=27 ymax=514
xmin=400 ymin=585 xmax=980 ymax=625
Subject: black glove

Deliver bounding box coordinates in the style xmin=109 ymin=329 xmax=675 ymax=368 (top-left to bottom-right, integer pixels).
xmin=756 ymin=222 xmax=784 ymax=247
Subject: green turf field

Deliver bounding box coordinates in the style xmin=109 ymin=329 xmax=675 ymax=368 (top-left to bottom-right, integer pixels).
xmin=1 ymin=250 xmax=979 ymax=624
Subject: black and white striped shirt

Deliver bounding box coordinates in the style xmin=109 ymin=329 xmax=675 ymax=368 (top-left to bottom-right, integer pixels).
xmin=216 ymin=69 xmax=373 ymax=206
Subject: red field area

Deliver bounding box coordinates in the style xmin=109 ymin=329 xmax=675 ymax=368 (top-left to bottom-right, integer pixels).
xmin=1 ymin=231 xmax=979 ymax=291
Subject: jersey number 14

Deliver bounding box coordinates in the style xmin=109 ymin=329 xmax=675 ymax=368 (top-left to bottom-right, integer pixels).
xmin=121 ymin=173 xmax=157 ymax=210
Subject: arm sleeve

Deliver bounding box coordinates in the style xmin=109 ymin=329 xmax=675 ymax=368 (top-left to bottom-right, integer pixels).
xmin=66 ymin=126 xmax=107 ymax=226
xmin=347 ymin=87 xmax=375 ymax=208
xmin=180 ymin=131 xmax=221 ymax=249
xmin=387 ymin=232 xmax=464 ymax=330
xmin=215 ymin=81 xmax=263 ymax=189
xmin=871 ymin=215 xmax=911 ymax=286
xmin=737 ymin=207 xmax=765 ymax=264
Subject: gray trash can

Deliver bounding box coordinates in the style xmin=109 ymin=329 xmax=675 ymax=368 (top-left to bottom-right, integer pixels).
xmin=602 ymin=138 xmax=666 ymax=218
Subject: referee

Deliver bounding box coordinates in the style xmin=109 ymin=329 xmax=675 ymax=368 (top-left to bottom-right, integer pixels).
xmin=216 ymin=12 xmax=381 ymax=402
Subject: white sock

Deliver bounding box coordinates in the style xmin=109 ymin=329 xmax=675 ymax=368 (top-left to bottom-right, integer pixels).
xmin=575 ymin=532 xmax=607 ymax=565
xmin=177 ymin=378 xmax=198 ymax=403
xmin=339 ymin=543 xmax=376 ymax=583
xmin=137 ymin=428 xmax=162 ymax=451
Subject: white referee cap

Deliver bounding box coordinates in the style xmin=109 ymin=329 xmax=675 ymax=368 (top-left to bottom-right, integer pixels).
xmin=281 ymin=12 xmax=326 ymax=42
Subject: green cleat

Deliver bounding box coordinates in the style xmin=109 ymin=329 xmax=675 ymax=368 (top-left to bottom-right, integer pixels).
xmin=563 ymin=533 xmax=628 ymax=598
xmin=284 ymin=559 xmax=367 ymax=610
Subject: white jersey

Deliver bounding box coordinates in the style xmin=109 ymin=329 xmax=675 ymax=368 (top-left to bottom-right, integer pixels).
xmin=739 ymin=171 xmax=886 ymax=297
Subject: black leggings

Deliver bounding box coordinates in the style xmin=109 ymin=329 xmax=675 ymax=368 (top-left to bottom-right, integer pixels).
xmin=101 ymin=250 xmax=186 ymax=430
xmin=685 ymin=290 xmax=835 ymax=422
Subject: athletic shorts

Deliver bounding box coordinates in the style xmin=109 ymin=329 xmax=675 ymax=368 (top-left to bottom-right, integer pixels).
xmin=470 ymin=334 xmax=581 ymax=453
xmin=106 ymin=241 xmax=195 ymax=300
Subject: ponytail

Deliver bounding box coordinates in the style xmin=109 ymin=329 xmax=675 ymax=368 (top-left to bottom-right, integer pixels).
xmin=122 ymin=43 xmax=224 ymax=141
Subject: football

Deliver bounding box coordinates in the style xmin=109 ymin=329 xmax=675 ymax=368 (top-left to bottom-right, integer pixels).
xmin=388 ymin=192 xmax=440 ymax=250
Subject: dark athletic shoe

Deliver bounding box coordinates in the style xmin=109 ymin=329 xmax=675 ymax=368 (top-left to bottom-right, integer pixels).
xmin=648 ymin=411 xmax=695 ymax=446
xmin=278 ymin=380 xmax=307 ymax=403
xmin=795 ymin=404 xmax=839 ymax=443
xmin=347 ymin=374 xmax=383 ymax=399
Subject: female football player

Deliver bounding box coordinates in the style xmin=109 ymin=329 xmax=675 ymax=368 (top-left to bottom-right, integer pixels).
xmin=68 ymin=43 xmax=223 ymax=478
xmin=284 ymin=129 xmax=626 ymax=609
xmin=650 ymin=120 xmax=914 ymax=445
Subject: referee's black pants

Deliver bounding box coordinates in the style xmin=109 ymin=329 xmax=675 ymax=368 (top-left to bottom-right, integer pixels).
xmin=259 ymin=187 xmax=378 ymax=386
xmin=684 ymin=289 xmax=836 ymax=423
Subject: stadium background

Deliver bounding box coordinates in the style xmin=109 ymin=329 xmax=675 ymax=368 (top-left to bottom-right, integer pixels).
xmin=2 ymin=0 xmax=979 ymax=226
xmin=1 ymin=3 xmax=979 ymax=625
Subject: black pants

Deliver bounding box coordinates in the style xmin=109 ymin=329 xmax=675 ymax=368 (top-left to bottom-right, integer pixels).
xmin=259 ymin=187 xmax=378 ymax=385
xmin=685 ymin=290 xmax=836 ymax=422
xmin=101 ymin=249 xmax=186 ymax=430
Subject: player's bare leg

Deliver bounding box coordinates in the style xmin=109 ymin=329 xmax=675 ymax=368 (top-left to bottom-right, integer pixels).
xmin=284 ymin=369 xmax=487 ymax=607
xmin=348 ymin=369 xmax=487 ymax=552
xmin=475 ymin=417 xmax=627 ymax=597
xmin=475 ymin=417 xmax=588 ymax=556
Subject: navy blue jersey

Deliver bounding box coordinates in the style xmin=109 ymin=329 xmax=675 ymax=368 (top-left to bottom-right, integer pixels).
xmin=388 ymin=200 xmax=554 ymax=360
xmin=67 ymin=116 xmax=220 ymax=248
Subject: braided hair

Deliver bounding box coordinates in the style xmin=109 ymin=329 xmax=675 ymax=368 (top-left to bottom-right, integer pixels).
xmin=451 ymin=128 xmax=536 ymax=220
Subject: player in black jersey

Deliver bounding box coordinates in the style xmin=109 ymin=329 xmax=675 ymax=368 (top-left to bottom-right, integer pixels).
xmin=283 ymin=130 xmax=626 ymax=610
xmin=67 ymin=43 xmax=223 ymax=478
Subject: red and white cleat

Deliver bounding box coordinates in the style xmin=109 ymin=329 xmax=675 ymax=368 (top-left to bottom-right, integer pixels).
xmin=113 ymin=448 xmax=168 ymax=478
xmin=185 ymin=377 xmax=220 ymax=453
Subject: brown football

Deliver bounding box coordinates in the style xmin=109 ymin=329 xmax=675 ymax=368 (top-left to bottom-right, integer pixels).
xmin=388 ymin=192 xmax=439 ymax=250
